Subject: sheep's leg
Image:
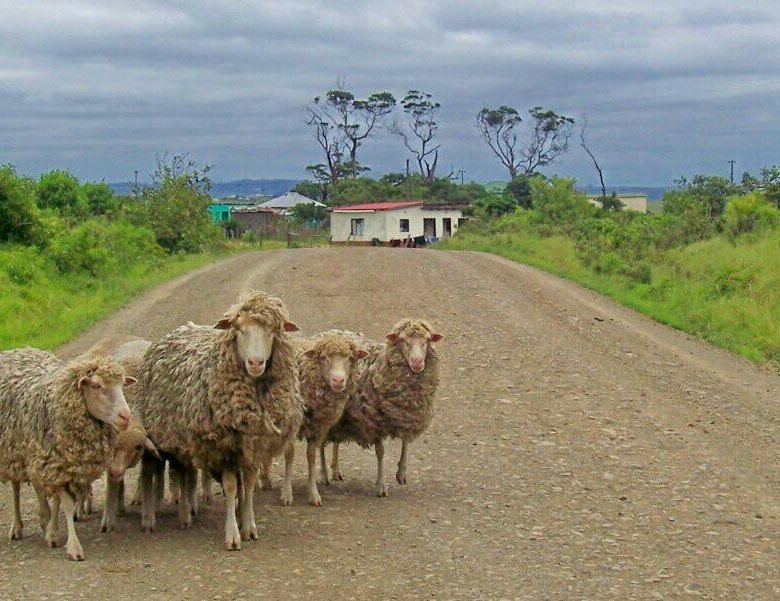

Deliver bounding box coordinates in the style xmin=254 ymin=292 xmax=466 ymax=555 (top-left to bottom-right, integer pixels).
xmin=222 ymin=471 xmax=241 ymax=551
xmin=167 ymin=463 xmax=180 ymax=505
xmin=45 ymin=493 xmax=60 ymax=547
xmin=307 ymin=441 xmax=322 ymax=506
xmin=319 ymin=444 xmax=330 ymax=485
xmin=375 ymin=440 xmax=388 ymax=497
xmin=280 ymin=445 xmax=295 ymax=506
xmin=117 ymin=478 xmax=126 ymax=516
xmin=140 ymin=455 xmax=157 ymax=533
xmin=187 ymin=467 xmax=198 ymax=517
xmin=396 ymin=439 xmax=409 ymax=485
xmin=200 ymin=471 xmax=213 ymax=504
xmin=239 ymin=467 xmax=257 ymax=541
xmin=60 ymin=489 xmax=84 ymax=561
xmin=34 ymin=484 xmax=51 ymax=532
xmin=129 ymin=475 xmax=143 ymax=506
xmin=9 ymin=481 xmax=23 ymax=540
xmin=176 ymin=466 xmax=193 ymax=529
xmin=156 ymin=461 xmax=167 ymax=508
xmin=101 ymin=476 xmax=120 ymax=533
xmin=259 ymin=460 xmax=273 ymax=490
xmin=331 ymin=443 xmax=345 ymax=481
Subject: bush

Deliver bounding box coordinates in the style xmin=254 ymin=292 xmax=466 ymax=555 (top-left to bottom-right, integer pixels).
xmin=472 ymin=194 xmax=516 ymax=217
xmin=723 ymin=192 xmax=779 ymax=237
xmin=82 ymin=181 xmax=119 ymax=216
xmin=530 ymin=177 xmax=595 ymax=227
xmin=37 ymin=170 xmax=88 ymax=218
xmin=0 ymin=165 xmax=45 ymax=245
xmin=47 ymin=220 xmax=161 ymax=276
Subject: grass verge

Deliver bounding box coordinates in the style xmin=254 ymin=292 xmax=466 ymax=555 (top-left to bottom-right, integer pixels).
xmin=436 ymin=231 xmax=780 ymax=365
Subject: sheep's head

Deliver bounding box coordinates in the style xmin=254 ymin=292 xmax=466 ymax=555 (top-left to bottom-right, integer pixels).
xmin=386 ymin=319 xmax=443 ymax=374
xmin=76 ymin=358 xmax=134 ymax=431
xmin=108 ymin=415 xmax=160 ymax=483
xmin=304 ymin=336 xmax=368 ymax=392
xmin=214 ymin=291 xmax=299 ymax=378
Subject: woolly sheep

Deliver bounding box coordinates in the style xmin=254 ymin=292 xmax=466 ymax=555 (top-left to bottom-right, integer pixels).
xmin=326 ymin=319 xmax=443 ymax=497
xmin=0 ymin=349 xmax=134 ymax=560
xmin=260 ymin=332 xmax=367 ymax=506
xmin=134 ymin=291 xmax=303 ymax=550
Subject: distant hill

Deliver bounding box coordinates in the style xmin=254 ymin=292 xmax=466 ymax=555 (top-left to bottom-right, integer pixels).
xmin=579 ymin=185 xmax=668 ymax=201
xmin=110 ymin=178 xmax=300 ymax=198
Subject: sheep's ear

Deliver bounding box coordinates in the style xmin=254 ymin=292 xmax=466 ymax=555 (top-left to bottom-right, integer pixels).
xmin=303 ymin=349 xmax=318 ymax=359
xmin=143 ymin=437 xmax=161 ymax=460
xmin=77 ymin=376 xmax=90 ymax=389
xmin=283 ymin=321 xmax=300 ymax=332
xmin=385 ymin=332 xmax=398 ymax=343
xmin=430 ymin=333 xmax=444 ymax=343
xmin=355 ymin=349 xmax=368 ymax=360
xmin=213 ymin=317 xmax=233 ymax=330
xmin=124 ymin=376 xmax=137 ymax=387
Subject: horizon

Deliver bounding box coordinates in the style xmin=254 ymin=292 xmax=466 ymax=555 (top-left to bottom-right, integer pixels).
xmin=3 ymin=2 xmax=778 ymax=188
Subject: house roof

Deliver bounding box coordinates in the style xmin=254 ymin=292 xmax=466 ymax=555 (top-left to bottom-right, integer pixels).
xmin=258 ymin=192 xmax=325 ymax=209
xmin=332 ymin=201 xmax=423 ymax=212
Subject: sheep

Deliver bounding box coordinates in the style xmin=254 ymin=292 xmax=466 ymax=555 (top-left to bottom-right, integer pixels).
xmin=259 ymin=332 xmax=367 ymax=506
xmin=325 ymin=319 xmax=443 ymax=497
xmin=0 ymin=349 xmax=134 ymax=560
xmin=134 ymin=291 xmax=303 ymax=550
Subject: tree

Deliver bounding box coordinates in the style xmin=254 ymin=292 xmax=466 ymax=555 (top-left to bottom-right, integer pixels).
xmin=0 ymin=165 xmax=43 ymax=244
xmin=389 ymin=90 xmax=441 ymax=183
xmin=37 ymin=170 xmax=87 ymax=217
xmin=579 ymin=116 xmax=606 ymax=198
xmin=505 ymin=175 xmax=533 ymax=209
xmin=306 ymin=86 xmax=395 ymax=181
xmin=477 ymin=105 xmax=574 ymax=178
xmin=292 ymin=180 xmax=326 ymax=204
xmin=82 ymin=181 xmax=118 ymax=215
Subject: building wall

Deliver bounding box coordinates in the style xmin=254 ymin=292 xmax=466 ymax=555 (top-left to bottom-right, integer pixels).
xmin=587 ymin=194 xmax=648 ymax=213
xmin=233 ymin=211 xmax=278 ymax=235
xmin=208 ymin=203 xmax=233 ymax=224
xmin=330 ymin=206 xmax=464 ymax=242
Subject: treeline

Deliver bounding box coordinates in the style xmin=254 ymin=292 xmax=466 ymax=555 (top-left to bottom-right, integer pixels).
xmin=439 ymin=170 xmax=780 ymax=364
xmin=0 ymin=156 xmax=221 ymax=277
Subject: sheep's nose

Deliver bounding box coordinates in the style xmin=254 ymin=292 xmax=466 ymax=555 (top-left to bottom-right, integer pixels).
xmin=248 ymin=358 xmax=265 ymax=370
xmin=332 ymin=375 xmax=345 ymax=384
xmin=109 ymin=469 xmax=123 ymax=482
xmin=117 ymin=410 xmax=131 ymax=427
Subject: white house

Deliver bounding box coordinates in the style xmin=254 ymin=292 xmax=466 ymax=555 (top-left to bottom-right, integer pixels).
xmin=330 ymin=201 xmax=467 ymax=244
xmin=258 ymin=192 xmax=326 ymax=214
xmin=586 ymin=193 xmax=648 ymax=213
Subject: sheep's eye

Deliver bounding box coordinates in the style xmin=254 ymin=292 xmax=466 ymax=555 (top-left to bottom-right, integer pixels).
xmin=90 ymin=382 xmax=102 ymax=390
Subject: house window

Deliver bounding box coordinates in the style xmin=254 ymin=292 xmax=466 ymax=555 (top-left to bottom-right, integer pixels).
xmin=350 ymin=218 xmax=364 ymax=236
xmin=399 ymin=218 xmax=409 ymax=233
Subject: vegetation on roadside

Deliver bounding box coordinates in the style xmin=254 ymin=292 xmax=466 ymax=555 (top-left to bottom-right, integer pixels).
xmin=0 ymin=157 xmax=277 ymax=350
xmin=437 ymin=171 xmax=780 ymax=365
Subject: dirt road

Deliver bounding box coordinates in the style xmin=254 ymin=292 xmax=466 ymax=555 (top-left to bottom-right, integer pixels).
xmin=1 ymin=248 xmax=779 ymax=600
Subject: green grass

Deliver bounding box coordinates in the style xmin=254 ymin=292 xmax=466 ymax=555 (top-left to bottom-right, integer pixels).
xmin=437 ymin=231 xmax=780 ymax=365
xmin=0 ymin=241 xmax=287 ymax=350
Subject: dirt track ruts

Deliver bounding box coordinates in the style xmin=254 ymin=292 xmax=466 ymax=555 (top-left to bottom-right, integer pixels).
xmin=1 ymin=247 xmax=779 ymax=600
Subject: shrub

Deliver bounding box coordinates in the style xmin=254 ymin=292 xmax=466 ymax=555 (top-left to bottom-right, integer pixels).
xmin=37 ymin=170 xmax=88 ymax=218
xmin=530 ymin=177 xmax=595 ymax=227
xmin=723 ymin=192 xmax=779 ymax=237
xmin=0 ymin=165 xmax=45 ymax=245
xmin=82 ymin=181 xmax=119 ymax=216
xmin=472 ymin=194 xmax=516 ymax=217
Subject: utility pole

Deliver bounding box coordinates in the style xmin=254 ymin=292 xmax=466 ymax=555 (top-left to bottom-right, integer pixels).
xmin=133 ymin=169 xmax=139 ymax=198
xmin=457 ymin=169 xmax=466 ymax=185
xmin=728 ymin=160 xmax=736 ymax=185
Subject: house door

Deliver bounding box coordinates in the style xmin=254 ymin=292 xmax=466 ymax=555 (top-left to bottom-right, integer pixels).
xmin=442 ymin=218 xmax=452 ymax=238
xmin=423 ymin=218 xmax=436 ymax=237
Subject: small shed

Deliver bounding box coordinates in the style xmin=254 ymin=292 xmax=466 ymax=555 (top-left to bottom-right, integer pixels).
xmin=330 ymin=200 xmax=467 ymax=244
xmin=231 ymin=206 xmax=280 ymax=236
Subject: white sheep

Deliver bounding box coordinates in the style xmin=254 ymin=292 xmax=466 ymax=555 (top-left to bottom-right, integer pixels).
xmin=0 ymin=348 xmax=134 ymax=560
xmin=134 ymin=291 xmax=303 ymax=550
xmin=326 ymin=319 xmax=443 ymax=497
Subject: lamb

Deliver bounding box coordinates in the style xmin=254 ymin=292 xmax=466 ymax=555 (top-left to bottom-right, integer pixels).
xmin=134 ymin=291 xmax=303 ymax=550
xmin=325 ymin=319 xmax=443 ymax=497
xmin=260 ymin=332 xmax=367 ymax=506
xmin=0 ymin=349 xmax=133 ymax=560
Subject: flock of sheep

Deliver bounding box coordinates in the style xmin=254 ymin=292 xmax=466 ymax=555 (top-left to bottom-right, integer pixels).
xmin=0 ymin=291 xmax=444 ymax=560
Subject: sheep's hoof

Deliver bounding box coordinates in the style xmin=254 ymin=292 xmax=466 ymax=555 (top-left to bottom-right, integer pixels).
xmin=46 ymin=536 xmax=59 ymax=548
xmin=332 ymin=470 xmax=345 ymax=481
xmin=375 ymin=481 xmax=388 ymax=497
xmin=260 ymin=478 xmax=273 ymax=491
xmin=309 ymin=496 xmax=322 ymax=507
xmin=179 ymin=518 xmax=192 ymax=529
xmin=141 ymin=516 xmax=155 ymax=533
xmin=319 ymin=475 xmax=330 ymax=486
xmin=66 ymin=542 xmax=85 ymax=561
xmin=240 ymin=525 xmax=257 ymax=541
xmin=9 ymin=524 xmax=22 ymax=540
xmin=279 ymin=487 xmax=293 ymax=506
xmin=225 ymin=529 xmax=242 ymax=551
xmin=396 ymin=471 xmax=407 ymax=486
xmin=99 ymin=519 xmax=114 ymax=533
xmin=129 ymin=499 xmax=141 ymax=507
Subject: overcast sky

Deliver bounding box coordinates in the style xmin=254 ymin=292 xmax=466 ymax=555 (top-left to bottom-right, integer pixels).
xmin=2 ymin=1 xmax=779 ymax=186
